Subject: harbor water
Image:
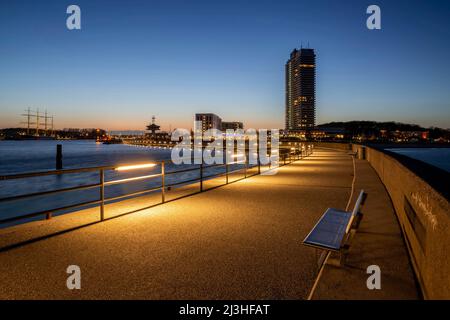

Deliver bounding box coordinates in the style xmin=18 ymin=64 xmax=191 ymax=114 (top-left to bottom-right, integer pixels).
xmin=387 ymin=148 xmax=450 ymax=172
xmin=0 ymin=140 xmax=244 ymax=226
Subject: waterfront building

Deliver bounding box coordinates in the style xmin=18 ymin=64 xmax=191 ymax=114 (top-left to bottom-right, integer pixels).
xmin=144 ymin=116 xmax=170 ymax=144
xmin=146 ymin=115 xmax=161 ymax=136
xmin=221 ymin=121 xmax=244 ymax=131
xmin=311 ymin=127 xmax=346 ymax=140
xmin=195 ymin=113 xmax=222 ymax=132
xmin=285 ymin=48 xmax=316 ymax=132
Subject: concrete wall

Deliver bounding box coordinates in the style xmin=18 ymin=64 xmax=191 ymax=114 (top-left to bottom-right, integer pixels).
xmin=313 ymin=142 xmax=352 ymax=151
xmin=359 ymin=145 xmax=450 ymax=299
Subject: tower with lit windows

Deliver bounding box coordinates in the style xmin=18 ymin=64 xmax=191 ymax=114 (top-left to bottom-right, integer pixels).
xmin=285 ymin=48 xmax=316 ymax=132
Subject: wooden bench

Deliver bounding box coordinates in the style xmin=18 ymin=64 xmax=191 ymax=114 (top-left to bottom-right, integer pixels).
xmin=302 ymin=190 xmax=367 ymax=266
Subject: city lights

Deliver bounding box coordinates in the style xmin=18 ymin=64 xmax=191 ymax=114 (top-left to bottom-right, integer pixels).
xmin=115 ymin=163 xmax=157 ymax=171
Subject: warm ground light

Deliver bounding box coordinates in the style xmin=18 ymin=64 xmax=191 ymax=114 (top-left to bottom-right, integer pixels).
xmin=1 ymin=148 xmax=436 ymax=299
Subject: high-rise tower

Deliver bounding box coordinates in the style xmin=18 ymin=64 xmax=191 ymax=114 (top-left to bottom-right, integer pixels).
xmin=285 ymin=48 xmax=316 ymax=131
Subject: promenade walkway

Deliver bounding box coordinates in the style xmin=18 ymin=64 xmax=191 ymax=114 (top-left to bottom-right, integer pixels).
xmin=0 ymin=149 xmax=419 ymax=299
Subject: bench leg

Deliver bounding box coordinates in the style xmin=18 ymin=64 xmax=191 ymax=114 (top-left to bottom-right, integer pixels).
xmin=316 ymin=250 xmax=329 ymax=271
xmin=337 ymin=214 xmax=363 ymax=267
xmin=352 ymin=213 xmax=363 ymax=230
xmin=326 ymin=248 xmax=349 ymax=267
xmin=339 ymin=245 xmax=350 ymax=266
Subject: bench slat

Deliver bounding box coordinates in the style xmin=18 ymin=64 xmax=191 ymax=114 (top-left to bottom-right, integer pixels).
xmin=303 ymin=208 xmax=352 ymax=251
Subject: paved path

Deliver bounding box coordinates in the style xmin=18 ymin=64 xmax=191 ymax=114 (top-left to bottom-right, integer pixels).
xmin=0 ymin=149 xmax=419 ymax=299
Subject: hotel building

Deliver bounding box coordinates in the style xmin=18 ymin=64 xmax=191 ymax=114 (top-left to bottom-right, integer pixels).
xmin=285 ymin=48 xmax=316 ymax=132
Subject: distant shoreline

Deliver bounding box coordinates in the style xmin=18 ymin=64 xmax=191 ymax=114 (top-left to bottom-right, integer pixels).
xmin=0 ymin=138 xmax=97 ymax=141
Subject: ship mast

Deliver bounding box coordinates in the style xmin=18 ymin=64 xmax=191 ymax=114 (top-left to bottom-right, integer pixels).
xmin=20 ymin=108 xmax=55 ymax=137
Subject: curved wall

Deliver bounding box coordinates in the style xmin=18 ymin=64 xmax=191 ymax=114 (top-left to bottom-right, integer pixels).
xmin=362 ymin=146 xmax=450 ymax=299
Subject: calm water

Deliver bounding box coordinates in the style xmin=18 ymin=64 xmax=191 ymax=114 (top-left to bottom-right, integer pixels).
xmin=387 ymin=148 xmax=450 ymax=172
xmin=0 ymin=140 xmax=240 ymax=226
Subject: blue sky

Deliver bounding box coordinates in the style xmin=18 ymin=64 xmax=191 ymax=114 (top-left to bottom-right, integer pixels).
xmin=1 ymin=0 xmax=449 ymax=130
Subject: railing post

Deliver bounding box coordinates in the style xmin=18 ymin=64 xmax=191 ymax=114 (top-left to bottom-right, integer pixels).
xmin=244 ymin=153 xmax=247 ymax=178
xmin=100 ymin=169 xmax=105 ymax=221
xmin=226 ymin=162 xmax=229 ymax=184
xmin=56 ymin=144 xmax=63 ymax=170
xmin=200 ymin=162 xmax=203 ymax=192
xmin=161 ymin=161 xmax=165 ymax=203
xmin=46 ymin=212 xmax=52 ymax=220
xmin=258 ymin=154 xmax=261 ymax=175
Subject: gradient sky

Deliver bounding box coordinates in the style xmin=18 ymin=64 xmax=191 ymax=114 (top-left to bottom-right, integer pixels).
xmin=1 ymin=0 xmax=449 ymax=131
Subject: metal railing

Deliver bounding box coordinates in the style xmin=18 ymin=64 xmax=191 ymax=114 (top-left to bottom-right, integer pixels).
xmin=0 ymin=144 xmax=313 ymax=227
